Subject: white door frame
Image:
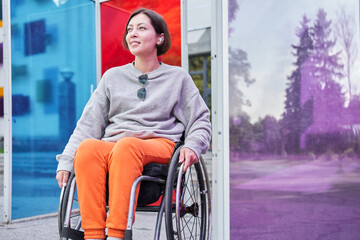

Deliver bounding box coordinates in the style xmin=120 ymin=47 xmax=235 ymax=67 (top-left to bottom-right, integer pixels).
xmin=3 ymin=0 xmax=13 ymax=223
xmin=181 ymin=0 xmax=189 ymax=71
xmin=211 ymin=0 xmax=230 ymax=239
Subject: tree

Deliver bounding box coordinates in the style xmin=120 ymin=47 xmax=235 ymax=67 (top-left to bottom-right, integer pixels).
xmin=228 ymin=0 xmax=257 ymax=153
xmin=310 ymin=8 xmax=345 ymax=129
xmin=312 ymin=9 xmax=344 ymax=87
xmin=262 ymin=116 xmax=282 ymax=154
xmin=283 ymin=15 xmax=313 ymax=153
xmin=229 ymin=47 xmax=256 ymax=118
xmin=334 ymin=7 xmax=359 ymax=102
xmin=228 ymin=0 xmax=239 ymax=35
xmin=230 ymin=113 xmax=254 ymax=153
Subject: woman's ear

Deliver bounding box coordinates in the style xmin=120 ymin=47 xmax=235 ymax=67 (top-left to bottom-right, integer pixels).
xmin=157 ymin=33 xmax=165 ymax=45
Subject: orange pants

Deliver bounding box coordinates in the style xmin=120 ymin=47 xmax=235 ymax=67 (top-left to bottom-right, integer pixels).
xmin=73 ymin=137 xmax=176 ymax=239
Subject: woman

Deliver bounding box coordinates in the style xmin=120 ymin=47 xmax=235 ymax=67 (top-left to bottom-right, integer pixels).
xmin=56 ymin=8 xmax=211 ymax=240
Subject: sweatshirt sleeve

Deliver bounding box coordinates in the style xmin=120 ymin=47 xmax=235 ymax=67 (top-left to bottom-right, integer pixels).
xmin=174 ymin=74 xmax=212 ymax=159
xmin=56 ymin=75 xmax=110 ymax=173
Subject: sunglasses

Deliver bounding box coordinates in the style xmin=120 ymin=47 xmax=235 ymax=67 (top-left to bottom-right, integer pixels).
xmin=137 ymin=74 xmax=148 ymax=101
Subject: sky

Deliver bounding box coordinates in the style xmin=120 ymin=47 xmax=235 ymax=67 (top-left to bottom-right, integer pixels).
xmin=229 ymin=0 xmax=360 ymax=123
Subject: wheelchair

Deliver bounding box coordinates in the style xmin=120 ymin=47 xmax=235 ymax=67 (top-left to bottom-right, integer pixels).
xmin=58 ymin=141 xmax=212 ymax=240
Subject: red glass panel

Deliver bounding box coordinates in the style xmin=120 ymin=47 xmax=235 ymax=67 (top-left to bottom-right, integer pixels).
xmin=101 ymin=0 xmax=181 ymax=74
xmin=101 ymin=4 xmax=134 ymax=74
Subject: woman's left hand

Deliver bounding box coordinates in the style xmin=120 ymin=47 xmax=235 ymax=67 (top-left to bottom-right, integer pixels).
xmin=179 ymin=147 xmax=199 ymax=172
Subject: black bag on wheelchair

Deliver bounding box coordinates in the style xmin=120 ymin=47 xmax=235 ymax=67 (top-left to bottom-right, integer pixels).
xmin=137 ymin=163 xmax=169 ymax=207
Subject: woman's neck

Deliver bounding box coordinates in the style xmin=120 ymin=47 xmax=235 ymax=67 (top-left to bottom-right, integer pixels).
xmin=134 ymin=56 xmax=161 ymax=74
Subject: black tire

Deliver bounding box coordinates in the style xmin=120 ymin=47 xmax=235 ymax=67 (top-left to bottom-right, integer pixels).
xmin=58 ymin=172 xmax=75 ymax=238
xmin=58 ymin=172 xmax=83 ymax=239
xmin=164 ymin=148 xmax=209 ymax=240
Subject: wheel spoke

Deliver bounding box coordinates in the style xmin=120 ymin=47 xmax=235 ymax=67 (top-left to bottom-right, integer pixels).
xmin=181 ymin=215 xmax=199 ymax=239
xmin=189 ymin=167 xmax=198 ymax=204
xmin=190 ymin=216 xmax=197 ymax=238
xmin=184 ymin=184 xmax=200 ymax=206
xmin=181 ymin=216 xmax=201 ymax=239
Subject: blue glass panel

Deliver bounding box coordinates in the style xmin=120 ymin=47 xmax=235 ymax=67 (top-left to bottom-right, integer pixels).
xmin=43 ymin=67 xmax=59 ymax=114
xmin=11 ymin=0 xmax=96 ymax=219
xmin=24 ymin=19 xmax=46 ymax=56
xmin=229 ymin=0 xmax=360 ymax=239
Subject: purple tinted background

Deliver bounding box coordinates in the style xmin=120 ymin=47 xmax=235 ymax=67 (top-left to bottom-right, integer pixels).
xmin=229 ymin=1 xmax=360 ymax=239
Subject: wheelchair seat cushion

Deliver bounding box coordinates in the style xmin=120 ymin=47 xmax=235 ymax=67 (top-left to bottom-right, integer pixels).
xmin=142 ymin=162 xmax=168 ymax=178
xmin=138 ymin=163 xmax=169 ymax=207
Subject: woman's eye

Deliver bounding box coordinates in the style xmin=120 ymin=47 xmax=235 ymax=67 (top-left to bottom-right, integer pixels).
xmin=127 ymin=28 xmax=133 ymax=32
xmin=139 ymin=26 xmax=146 ymax=30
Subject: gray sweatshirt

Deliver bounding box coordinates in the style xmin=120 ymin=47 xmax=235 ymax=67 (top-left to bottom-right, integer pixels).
xmin=56 ymin=63 xmax=211 ymax=172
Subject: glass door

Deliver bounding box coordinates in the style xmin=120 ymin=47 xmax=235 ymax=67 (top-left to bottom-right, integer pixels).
xmin=10 ymin=0 xmax=96 ymax=219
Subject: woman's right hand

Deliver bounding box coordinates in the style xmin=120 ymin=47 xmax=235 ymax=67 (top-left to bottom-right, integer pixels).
xmin=56 ymin=170 xmax=70 ymax=188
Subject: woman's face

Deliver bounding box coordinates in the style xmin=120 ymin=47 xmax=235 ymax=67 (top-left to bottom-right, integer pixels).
xmin=126 ymin=13 xmax=161 ymax=58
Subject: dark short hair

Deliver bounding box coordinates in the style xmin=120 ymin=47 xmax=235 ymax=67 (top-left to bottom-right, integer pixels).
xmin=122 ymin=8 xmax=171 ymax=56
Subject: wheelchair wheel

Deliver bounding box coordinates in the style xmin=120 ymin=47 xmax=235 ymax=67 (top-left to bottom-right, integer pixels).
xmin=164 ymin=148 xmax=211 ymax=240
xmin=58 ymin=172 xmax=83 ymax=240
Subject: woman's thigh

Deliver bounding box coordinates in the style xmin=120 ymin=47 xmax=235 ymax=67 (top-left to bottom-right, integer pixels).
xmin=110 ymin=137 xmax=176 ymax=167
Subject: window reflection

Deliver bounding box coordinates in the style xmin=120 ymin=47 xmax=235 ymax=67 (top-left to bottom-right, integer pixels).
xmin=229 ymin=0 xmax=360 ymax=238
xmin=189 ymin=54 xmax=211 ymax=108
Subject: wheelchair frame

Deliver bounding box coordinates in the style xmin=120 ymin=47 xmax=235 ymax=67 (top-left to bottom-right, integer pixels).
xmin=58 ymin=143 xmax=211 ymax=240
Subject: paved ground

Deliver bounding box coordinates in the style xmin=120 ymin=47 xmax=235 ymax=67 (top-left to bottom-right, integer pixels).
xmin=0 ymin=211 xmax=167 ymax=239
xmin=230 ymin=156 xmax=360 ymax=240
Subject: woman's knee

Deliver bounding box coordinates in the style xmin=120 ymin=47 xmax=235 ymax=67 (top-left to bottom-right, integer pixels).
xmin=78 ymin=138 xmax=100 ymax=150
xmin=74 ymin=139 xmax=103 ymax=168
xmin=110 ymin=137 xmax=143 ymax=165
xmin=113 ymin=137 xmax=141 ymax=153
